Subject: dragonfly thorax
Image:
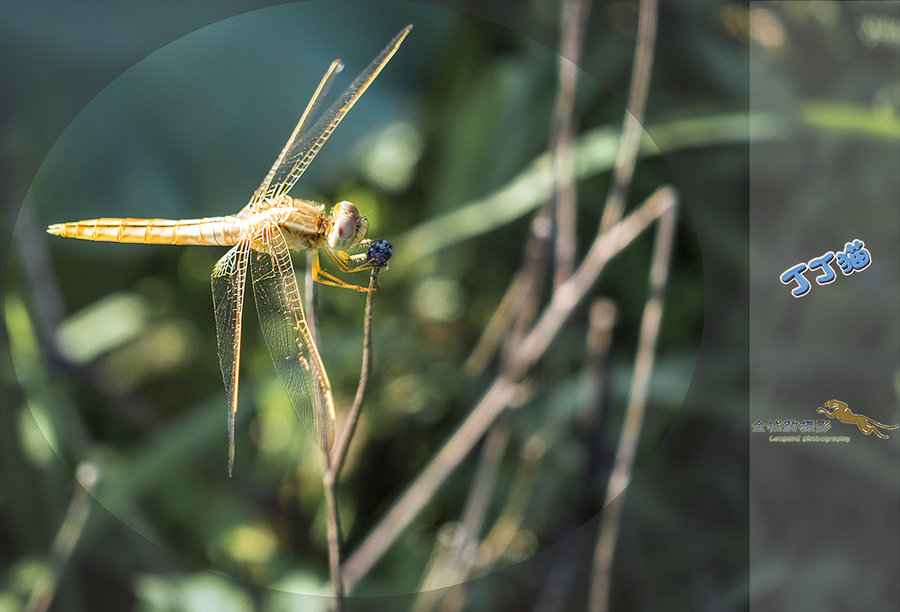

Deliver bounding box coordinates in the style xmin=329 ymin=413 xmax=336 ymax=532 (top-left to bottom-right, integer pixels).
xmin=271 ymin=198 xmax=366 ymax=253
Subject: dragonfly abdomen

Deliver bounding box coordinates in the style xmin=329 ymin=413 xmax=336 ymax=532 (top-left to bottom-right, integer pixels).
xmin=47 ymin=216 xmax=244 ymax=246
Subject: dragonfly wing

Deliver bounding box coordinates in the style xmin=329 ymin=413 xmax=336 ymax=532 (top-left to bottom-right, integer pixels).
xmin=211 ymin=241 xmax=251 ymax=476
xmin=249 ymin=224 xmax=335 ymax=450
xmin=264 ymin=25 xmax=412 ymax=201
xmin=253 ymin=59 xmax=344 ymax=203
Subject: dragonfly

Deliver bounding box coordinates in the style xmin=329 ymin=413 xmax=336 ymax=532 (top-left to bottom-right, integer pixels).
xmin=47 ymin=25 xmax=411 ymax=475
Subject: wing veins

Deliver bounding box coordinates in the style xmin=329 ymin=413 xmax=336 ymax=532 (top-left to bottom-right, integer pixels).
xmin=253 ymin=59 xmax=344 ymax=203
xmin=211 ymin=240 xmax=251 ymax=475
xmin=250 ymin=224 xmax=336 ymax=450
xmin=263 ymin=25 xmax=412 ymax=201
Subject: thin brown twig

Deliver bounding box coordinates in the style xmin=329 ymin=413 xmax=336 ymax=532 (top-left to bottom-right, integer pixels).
xmin=467 ymin=0 xmax=592 ymax=372
xmin=417 ymin=436 xmax=545 ymax=612
xmin=321 ymin=267 xmax=381 ymax=609
xmin=330 ymin=268 xmax=381 ymax=477
xmin=552 ymin=0 xmax=592 ymax=288
xmin=343 ymin=375 xmax=521 ymax=591
xmin=599 ymin=0 xmax=658 ymax=234
xmin=305 ymin=255 xmax=342 ymax=610
xmin=501 ymin=221 xmax=551 ymax=374
xmin=342 ymin=187 xmax=676 ymax=592
xmin=589 ymin=201 xmax=677 ymax=612
xmin=323 ymin=449 xmax=344 ymax=611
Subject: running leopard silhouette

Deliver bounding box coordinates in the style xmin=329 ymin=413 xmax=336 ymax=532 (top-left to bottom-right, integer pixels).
xmin=817 ymin=399 xmax=899 ymax=439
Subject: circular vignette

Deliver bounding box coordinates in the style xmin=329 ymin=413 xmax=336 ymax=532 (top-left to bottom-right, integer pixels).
xmin=10 ymin=0 xmax=703 ymax=602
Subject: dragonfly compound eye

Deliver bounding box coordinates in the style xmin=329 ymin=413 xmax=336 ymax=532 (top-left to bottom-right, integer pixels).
xmin=329 ymin=214 xmax=358 ymax=249
xmin=336 ymin=201 xmax=359 ymax=219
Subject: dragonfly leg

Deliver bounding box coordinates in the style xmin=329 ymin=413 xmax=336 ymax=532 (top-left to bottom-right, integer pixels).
xmin=310 ymin=250 xmax=374 ymax=293
xmin=326 ymin=246 xmax=381 ymax=272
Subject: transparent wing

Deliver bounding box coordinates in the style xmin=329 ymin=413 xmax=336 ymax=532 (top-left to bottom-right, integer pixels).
xmin=211 ymin=241 xmax=251 ymax=476
xmin=260 ymin=25 xmax=412 ymax=202
xmin=250 ymin=224 xmax=335 ymax=450
xmin=252 ymin=59 xmax=344 ymax=204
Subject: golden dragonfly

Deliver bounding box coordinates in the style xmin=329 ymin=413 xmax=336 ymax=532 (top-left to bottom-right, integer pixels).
xmin=47 ymin=25 xmax=411 ymax=475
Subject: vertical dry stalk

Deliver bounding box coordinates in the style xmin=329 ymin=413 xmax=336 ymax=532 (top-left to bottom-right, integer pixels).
xmin=589 ymin=202 xmax=677 ymax=612
xmin=330 ymin=268 xmax=382 ymax=476
xmin=599 ymin=0 xmax=658 ymax=234
xmin=553 ymin=0 xmax=592 ymax=288
xmin=323 ymin=451 xmax=344 ymax=610
xmin=322 ymin=268 xmax=382 ymax=610
xmin=467 ymin=0 xmax=591 ymax=372
xmin=342 ymin=375 xmax=521 ymax=591
xmin=414 ymin=431 xmax=544 ymax=612
xmin=533 ymin=298 xmax=618 ymax=612
xmin=582 ymin=299 xmax=618 ymax=430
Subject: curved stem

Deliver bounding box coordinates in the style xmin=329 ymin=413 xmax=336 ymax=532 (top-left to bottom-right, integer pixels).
xmin=322 ymin=267 xmax=381 ymax=609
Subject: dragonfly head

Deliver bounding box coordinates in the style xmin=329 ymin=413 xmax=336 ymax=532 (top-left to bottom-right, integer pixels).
xmin=328 ymin=201 xmax=368 ymax=249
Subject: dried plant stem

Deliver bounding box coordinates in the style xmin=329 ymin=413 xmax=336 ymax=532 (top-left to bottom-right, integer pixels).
xmin=330 ymin=268 xmax=381 ymax=476
xmin=599 ymin=0 xmax=658 ymax=234
xmin=586 ymin=1 xmax=662 ymax=605
xmin=589 ymin=202 xmax=677 ymax=612
xmin=534 ymin=298 xmax=618 ymax=612
xmin=553 ymin=0 xmax=592 ymax=288
xmin=323 ymin=451 xmax=344 ymax=610
xmin=321 ymin=268 xmax=381 ymax=610
xmin=507 ymin=187 xmax=674 ymax=382
xmin=25 ymin=463 xmax=98 ymax=612
xmin=343 ymin=187 xmax=676 ymax=592
xmin=468 ymin=0 xmax=592 ymax=370
xmin=417 ymin=436 xmax=544 ymax=612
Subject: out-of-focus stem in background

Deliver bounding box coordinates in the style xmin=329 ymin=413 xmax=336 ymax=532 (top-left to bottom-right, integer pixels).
xmin=590 ymin=199 xmax=676 ymax=612
xmin=25 ymin=463 xmax=99 ymax=612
